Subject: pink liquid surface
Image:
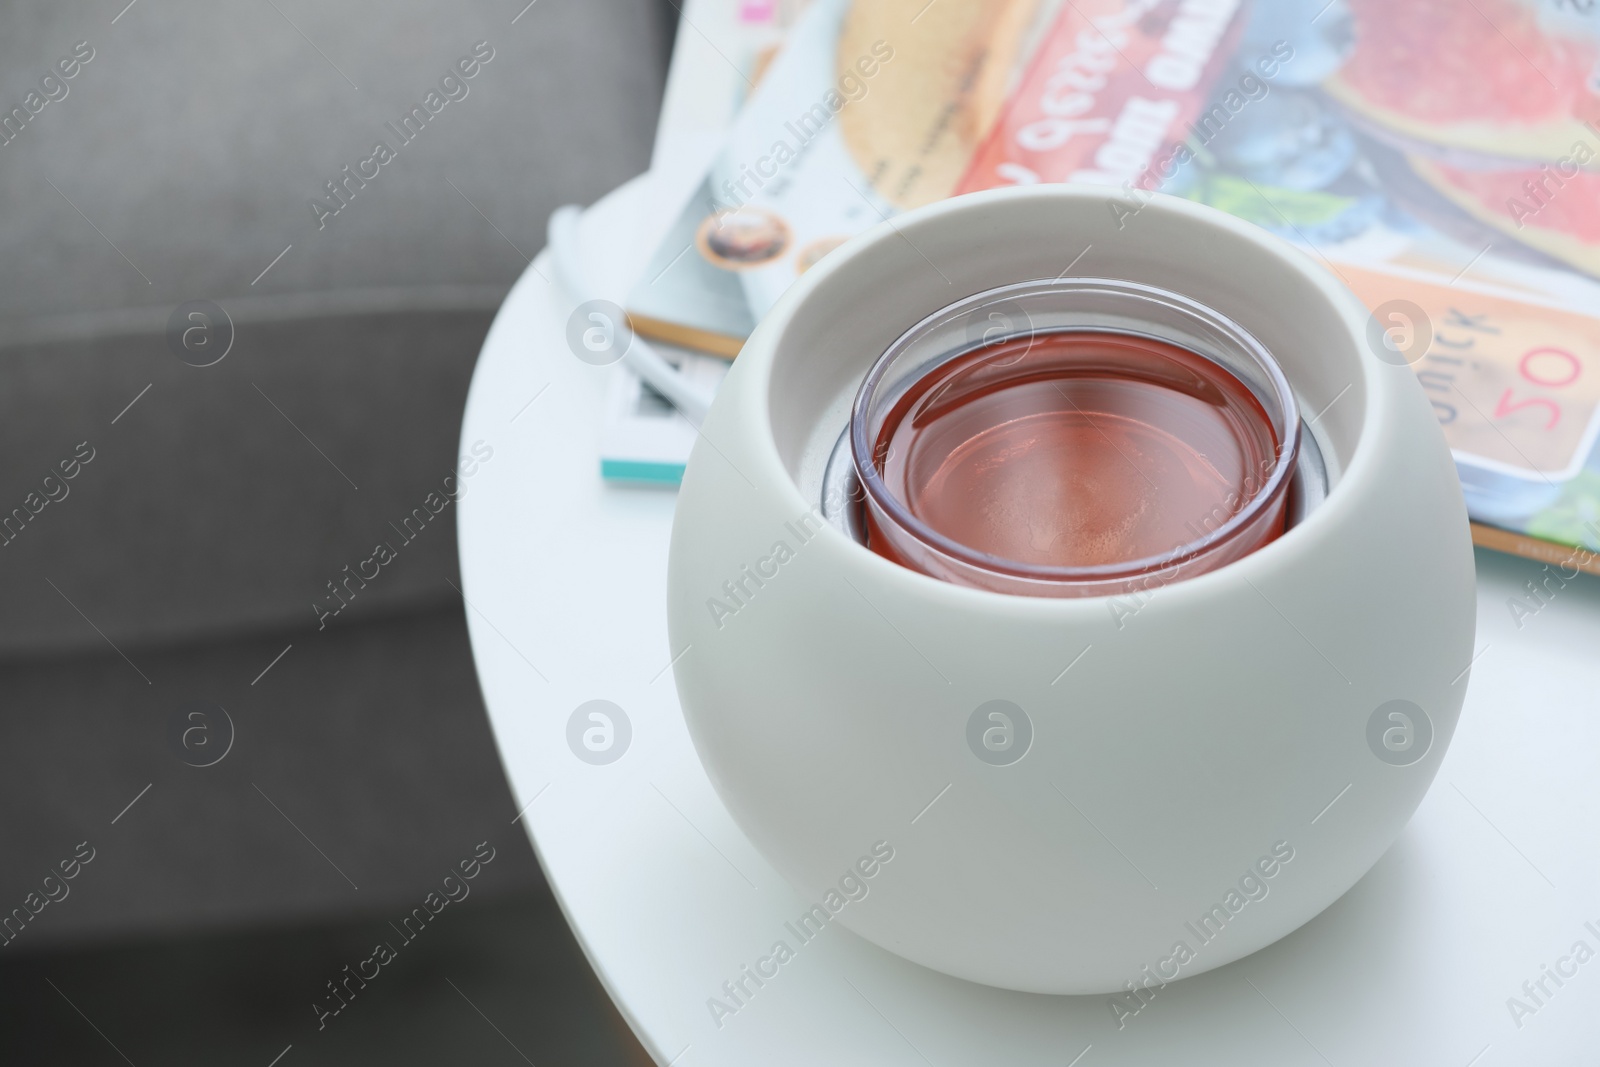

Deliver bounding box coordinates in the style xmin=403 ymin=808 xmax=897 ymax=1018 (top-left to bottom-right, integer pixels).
xmin=869 ymin=331 xmax=1288 ymax=574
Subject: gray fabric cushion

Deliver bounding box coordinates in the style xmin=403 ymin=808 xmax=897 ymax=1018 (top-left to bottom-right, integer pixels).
xmin=0 ymin=604 xmax=540 ymax=945
xmin=0 ymin=303 xmax=494 ymax=654
xmin=0 ymin=894 xmax=652 ymax=1065
xmin=1 ymin=0 xmax=668 ymax=318
xmin=0 ymin=0 xmax=671 ymax=654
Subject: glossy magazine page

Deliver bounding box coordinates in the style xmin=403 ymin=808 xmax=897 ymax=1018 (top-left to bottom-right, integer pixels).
xmin=602 ymin=0 xmax=804 ymax=482
xmin=628 ymin=0 xmax=1600 ymax=569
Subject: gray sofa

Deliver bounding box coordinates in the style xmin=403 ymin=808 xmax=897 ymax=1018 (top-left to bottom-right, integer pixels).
xmin=1 ymin=0 xmax=673 ymax=944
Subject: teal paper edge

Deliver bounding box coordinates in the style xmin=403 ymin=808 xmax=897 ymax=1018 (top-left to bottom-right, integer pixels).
xmin=601 ymin=459 xmax=686 ymax=485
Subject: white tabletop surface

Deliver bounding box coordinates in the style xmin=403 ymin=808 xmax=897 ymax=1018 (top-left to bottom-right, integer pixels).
xmin=457 ymin=176 xmax=1600 ymax=1066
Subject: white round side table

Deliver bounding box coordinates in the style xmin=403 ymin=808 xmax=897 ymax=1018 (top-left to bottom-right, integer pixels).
xmin=458 ymin=175 xmax=1600 ymax=1066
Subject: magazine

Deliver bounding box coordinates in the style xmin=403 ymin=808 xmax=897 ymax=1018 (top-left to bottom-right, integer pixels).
xmin=599 ymin=342 xmax=729 ymax=484
xmin=648 ymin=0 xmax=815 ymax=219
xmin=602 ymin=0 xmax=807 ymax=483
xmin=624 ymin=0 xmax=1600 ymax=572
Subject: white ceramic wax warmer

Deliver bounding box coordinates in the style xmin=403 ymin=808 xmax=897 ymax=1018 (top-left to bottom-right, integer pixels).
xmin=666 ymin=185 xmax=1475 ymax=995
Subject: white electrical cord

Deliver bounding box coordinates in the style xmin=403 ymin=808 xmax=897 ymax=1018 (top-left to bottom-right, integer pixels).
xmin=547 ymin=204 xmax=715 ymax=424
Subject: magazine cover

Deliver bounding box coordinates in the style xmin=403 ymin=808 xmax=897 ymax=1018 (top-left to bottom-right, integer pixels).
xmin=603 ymin=0 xmax=808 ymax=482
xmin=627 ymin=0 xmax=1600 ymax=571
xmin=648 ymin=0 xmax=815 ymax=244
xmin=629 ymin=0 xmax=1062 ymax=351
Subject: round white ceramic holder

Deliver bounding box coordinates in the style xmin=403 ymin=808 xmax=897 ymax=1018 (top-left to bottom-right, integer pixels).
xmin=667 ymin=185 xmax=1477 ymax=994
xmin=460 ymin=175 xmax=1600 ymax=1064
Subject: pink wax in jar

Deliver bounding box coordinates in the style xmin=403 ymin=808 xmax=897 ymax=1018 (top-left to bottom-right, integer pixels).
xmin=851 ymin=280 xmax=1301 ymax=597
